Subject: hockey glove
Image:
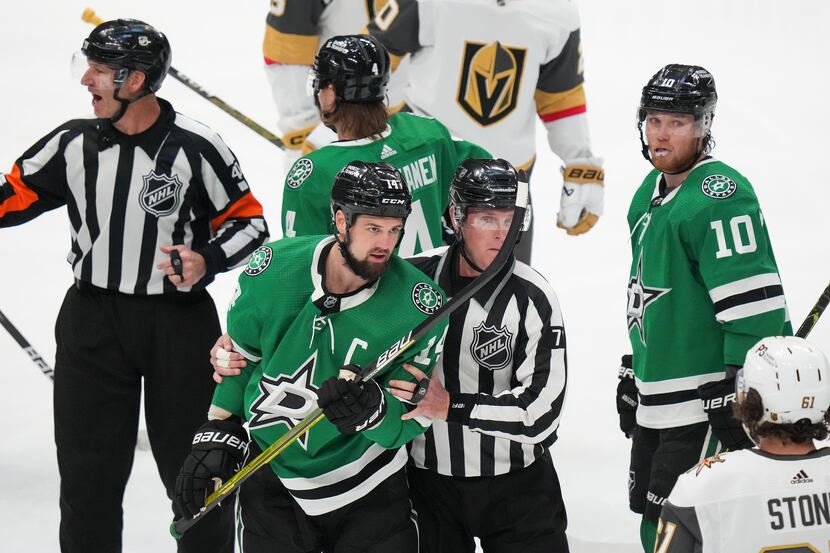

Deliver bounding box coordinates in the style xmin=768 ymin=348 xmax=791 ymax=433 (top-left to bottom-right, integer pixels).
xmin=697 ymin=376 xmax=753 ymax=451
xmin=557 ymin=157 xmax=604 ymax=236
xmin=616 ymin=354 xmax=638 ymax=438
xmin=174 ymin=417 xmax=248 ymax=518
xmin=318 ymin=365 xmax=387 ymax=435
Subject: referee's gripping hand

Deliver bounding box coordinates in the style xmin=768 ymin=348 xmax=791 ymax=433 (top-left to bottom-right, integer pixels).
xmin=157 ymin=245 xmax=207 ymax=288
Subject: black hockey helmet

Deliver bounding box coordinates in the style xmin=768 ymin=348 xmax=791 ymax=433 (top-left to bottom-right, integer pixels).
xmin=331 ymin=161 xmax=411 ymax=228
xmin=450 ymin=158 xmax=518 ymax=224
xmin=311 ymin=35 xmax=390 ymax=103
xmin=82 ymin=19 xmax=171 ymax=92
xmin=638 ymin=64 xmax=717 ymax=123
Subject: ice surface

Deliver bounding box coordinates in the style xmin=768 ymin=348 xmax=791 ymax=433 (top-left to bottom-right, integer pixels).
xmin=1 ymin=1 xmax=828 ymax=551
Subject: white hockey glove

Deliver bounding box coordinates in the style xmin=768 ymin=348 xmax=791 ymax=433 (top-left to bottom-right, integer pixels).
xmin=557 ymin=157 xmax=604 ymax=236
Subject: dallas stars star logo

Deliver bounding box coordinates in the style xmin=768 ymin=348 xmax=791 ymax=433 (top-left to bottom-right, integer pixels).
xmin=248 ymin=352 xmax=319 ymax=449
xmin=627 ymin=252 xmax=671 ymax=345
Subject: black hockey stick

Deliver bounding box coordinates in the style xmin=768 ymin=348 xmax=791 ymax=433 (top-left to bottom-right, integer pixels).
xmin=170 ymin=179 xmax=530 ymax=538
xmin=796 ymin=281 xmax=830 ymax=338
xmin=0 ymin=308 xmax=54 ymax=380
xmin=81 ymin=8 xmax=286 ymax=151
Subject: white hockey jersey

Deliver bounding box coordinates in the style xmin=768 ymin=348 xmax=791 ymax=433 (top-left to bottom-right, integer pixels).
xmin=659 ymin=447 xmax=830 ymax=553
xmin=368 ymin=0 xmax=594 ymax=168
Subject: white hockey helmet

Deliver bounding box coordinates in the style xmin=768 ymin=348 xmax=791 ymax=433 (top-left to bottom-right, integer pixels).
xmin=737 ymin=336 xmax=830 ymax=425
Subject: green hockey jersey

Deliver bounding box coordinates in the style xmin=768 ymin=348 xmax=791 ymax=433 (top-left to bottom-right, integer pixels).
xmin=212 ymin=235 xmax=448 ymax=515
xmin=280 ymin=111 xmax=490 ymax=257
xmin=626 ymin=159 xmax=791 ymax=429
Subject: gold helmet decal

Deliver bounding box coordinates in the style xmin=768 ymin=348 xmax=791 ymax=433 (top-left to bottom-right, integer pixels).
xmin=457 ymin=41 xmax=527 ymax=126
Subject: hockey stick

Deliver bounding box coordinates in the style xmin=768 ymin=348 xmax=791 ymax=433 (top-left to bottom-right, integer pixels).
xmin=81 ymin=8 xmax=286 ymax=151
xmin=170 ymin=179 xmax=530 ymax=538
xmin=0 ymin=308 xmax=54 ymax=380
xmin=796 ymin=281 xmax=830 ymax=338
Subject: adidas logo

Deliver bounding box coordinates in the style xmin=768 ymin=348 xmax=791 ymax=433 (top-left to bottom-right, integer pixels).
xmin=380 ymin=144 xmax=397 ymax=159
xmin=791 ymin=469 xmax=814 ymax=485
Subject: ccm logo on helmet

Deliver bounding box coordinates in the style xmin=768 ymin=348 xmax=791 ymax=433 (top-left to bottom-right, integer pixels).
xmin=192 ymin=431 xmax=247 ymax=452
xmin=381 ymin=198 xmax=406 ymax=205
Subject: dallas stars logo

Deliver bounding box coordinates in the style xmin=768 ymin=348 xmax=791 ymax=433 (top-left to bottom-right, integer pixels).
xmin=626 ymin=252 xmax=671 ymax=345
xmin=248 ymin=352 xmax=319 ymax=449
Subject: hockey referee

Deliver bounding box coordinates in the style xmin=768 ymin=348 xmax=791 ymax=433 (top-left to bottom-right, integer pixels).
xmin=0 ymin=19 xmax=268 ymax=553
xmin=389 ymin=159 xmax=570 ymax=552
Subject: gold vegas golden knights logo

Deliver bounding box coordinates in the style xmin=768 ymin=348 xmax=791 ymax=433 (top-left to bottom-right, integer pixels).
xmin=456 ymin=41 xmax=527 ymax=126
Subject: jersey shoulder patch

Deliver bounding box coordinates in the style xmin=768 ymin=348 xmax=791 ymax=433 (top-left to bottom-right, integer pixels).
xmin=286 ymin=157 xmax=314 ymax=189
xmin=411 ymin=281 xmax=443 ymax=314
xmin=700 ymin=174 xmax=737 ymax=199
xmin=245 ymin=245 xmax=273 ymax=276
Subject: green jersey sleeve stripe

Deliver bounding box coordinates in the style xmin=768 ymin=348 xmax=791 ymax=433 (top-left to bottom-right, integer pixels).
xmin=708 ymin=272 xmax=782 ymax=302
xmin=715 ymin=295 xmax=787 ymax=323
xmin=230 ymin=337 xmax=262 ymax=362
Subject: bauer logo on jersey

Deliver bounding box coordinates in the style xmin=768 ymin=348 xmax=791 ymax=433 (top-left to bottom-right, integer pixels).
xmin=139 ymin=170 xmax=183 ymax=217
xmin=286 ymin=158 xmax=314 ymax=189
xmin=456 ymin=41 xmax=527 ymax=126
xmin=701 ymin=175 xmax=737 ymax=199
xmin=412 ymin=282 xmax=442 ymax=314
xmin=471 ymin=322 xmax=513 ymax=370
xmin=245 ymin=246 xmax=273 ymax=276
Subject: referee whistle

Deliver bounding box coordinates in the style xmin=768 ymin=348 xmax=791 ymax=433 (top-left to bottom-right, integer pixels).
xmin=170 ymin=250 xmax=184 ymax=278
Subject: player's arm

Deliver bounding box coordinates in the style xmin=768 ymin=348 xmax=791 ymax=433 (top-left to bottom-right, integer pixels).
xmin=263 ymin=0 xmax=325 ymax=150
xmin=682 ymin=194 xmax=790 ymax=363
xmin=0 ymin=124 xmax=76 ymax=227
xmin=682 ymin=193 xmax=789 ymax=449
xmin=193 ymin=136 xmax=269 ymax=279
xmin=365 ymin=0 xmax=421 ymax=72
xmin=656 ymin=501 xmax=703 ymax=553
xmin=535 ymin=25 xmax=604 ymax=236
xmin=360 ymin=316 xmax=449 ymax=448
xmin=281 ymin=156 xmax=334 ymax=237
xmin=210 ymin=258 xmax=270 ymax=417
xmin=448 ymin=279 xmax=567 ymax=444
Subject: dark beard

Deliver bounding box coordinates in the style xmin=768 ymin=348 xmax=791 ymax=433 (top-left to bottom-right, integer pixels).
xmin=337 ymin=240 xmax=390 ymax=281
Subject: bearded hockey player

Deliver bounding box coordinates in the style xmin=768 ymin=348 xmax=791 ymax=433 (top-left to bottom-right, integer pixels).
xmin=657 ymin=336 xmax=830 ymax=552
xmin=388 ymin=159 xmax=570 ymax=552
xmin=366 ymin=0 xmax=604 ymax=261
xmin=281 ymin=34 xmax=490 ymax=257
xmin=617 ymin=64 xmax=791 ymax=552
xmin=175 ymin=161 xmax=447 ymax=551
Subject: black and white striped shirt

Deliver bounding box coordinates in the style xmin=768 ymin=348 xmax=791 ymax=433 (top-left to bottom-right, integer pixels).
xmin=408 ymin=245 xmax=568 ymax=477
xmin=0 ymin=98 xmax=268 ymax=294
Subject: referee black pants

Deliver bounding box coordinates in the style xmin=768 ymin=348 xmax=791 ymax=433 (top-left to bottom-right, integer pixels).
xmin=408 ymin=452 xmax=569 ymax=553
xmin=53 ymin=284 xmax=234 ymax=553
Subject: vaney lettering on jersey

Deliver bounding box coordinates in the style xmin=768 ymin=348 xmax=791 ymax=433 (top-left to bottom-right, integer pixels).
xmin=401 ymin=154 xmax=437 ymax=191
xmin=767 ymin=492 xmax=830 ymax=530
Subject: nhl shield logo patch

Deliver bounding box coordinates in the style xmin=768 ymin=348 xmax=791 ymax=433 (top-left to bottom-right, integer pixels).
xmin=470 ymin=322 xmax=513 ymax=370
xmin=140 ymin=170 xmax=183 ymax=217
xmin=456 ymin=40 xmax=526 ymax=126
xmin=701 ymin=175 xmax=737 ymax=199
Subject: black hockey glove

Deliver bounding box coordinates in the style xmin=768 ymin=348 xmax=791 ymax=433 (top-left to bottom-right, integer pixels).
xmin=616 ymin=354 xmax=638 ymax=438
xmin=697 ymin=374 xmax=753 ymax=451
xmin=174 ymin=417 xmax=248 ymax=518
xmin=318 ymin=365 xmax=387 ymax=435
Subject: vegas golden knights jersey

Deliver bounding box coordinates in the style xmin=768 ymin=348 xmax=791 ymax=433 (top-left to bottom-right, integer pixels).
xmin=368 ymin=0 xmax=593 ymax=168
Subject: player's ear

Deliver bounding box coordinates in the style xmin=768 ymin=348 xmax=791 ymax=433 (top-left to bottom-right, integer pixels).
xmin=334 ymin=209 xmax=348 ymax=236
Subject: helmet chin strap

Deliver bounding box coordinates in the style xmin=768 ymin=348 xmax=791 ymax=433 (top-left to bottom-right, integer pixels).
xmin=109 ymin=74 xmax=151 ymax=124
xmin=455 ymin=227 xmax=486 ymax=274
